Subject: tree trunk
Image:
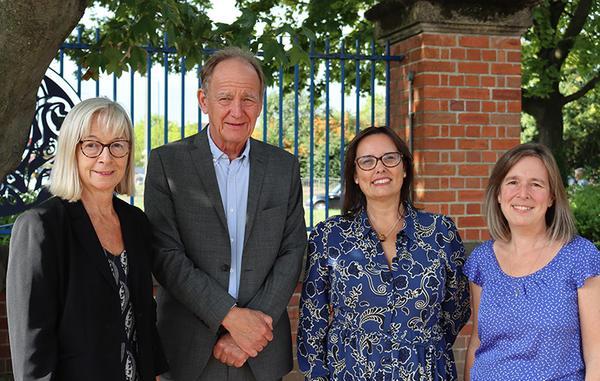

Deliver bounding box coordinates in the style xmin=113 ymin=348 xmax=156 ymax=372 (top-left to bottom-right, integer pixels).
xmin=523 ymin=93 xmax=568 ymax=181
xmin=0 ymin=1 xmax=87 ymax=183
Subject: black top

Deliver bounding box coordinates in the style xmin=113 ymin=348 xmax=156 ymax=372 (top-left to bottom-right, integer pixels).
xmin=6 ymin=196 xmax=168 ymax=381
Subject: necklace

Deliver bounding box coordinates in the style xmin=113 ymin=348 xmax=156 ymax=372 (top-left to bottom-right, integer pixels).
xmin=367 ymin=211 xmax=402 ymax=242
xmin=507 ymin=240 xmax=548 ymax=297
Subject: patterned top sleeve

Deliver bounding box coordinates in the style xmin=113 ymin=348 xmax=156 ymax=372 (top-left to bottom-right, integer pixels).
xmin=439 ymin=216 xmax=471 ymax=349
xmin=571 ymin=236 xmax=600 ymax=289
xmin=297 ymin=222 xmax=331 ymax=381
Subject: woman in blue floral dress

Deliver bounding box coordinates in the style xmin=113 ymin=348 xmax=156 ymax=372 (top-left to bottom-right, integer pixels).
xmin=297 ymin=127 xmax=470 ymax=380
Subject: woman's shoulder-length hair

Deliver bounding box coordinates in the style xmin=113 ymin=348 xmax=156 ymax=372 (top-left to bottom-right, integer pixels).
xmin=342 ymin=126 xmax=414 ymax=216
xmin=484 ymin=142 xmax=576 ymax=243
xmin=49 ymin=97 xmax=135 ymax=202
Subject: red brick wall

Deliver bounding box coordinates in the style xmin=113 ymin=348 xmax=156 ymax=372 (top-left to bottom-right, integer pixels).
xmin=387 ymin=31 xmax=523 ymax=381
xmin=391 ymin=33 xmax=521 ymax=242
xmin=0 ymin=292 xmax=11 ymax=376
xmin=286 ymin=283 xmax=303 ymax=380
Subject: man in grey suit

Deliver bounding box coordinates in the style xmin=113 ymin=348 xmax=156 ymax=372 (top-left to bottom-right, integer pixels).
xmin=144 ymin=47 xmax=307 ymax=381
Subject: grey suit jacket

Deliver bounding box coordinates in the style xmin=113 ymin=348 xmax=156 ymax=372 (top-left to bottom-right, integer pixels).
xmin=144 ymin=129 xmax=307 ymax=381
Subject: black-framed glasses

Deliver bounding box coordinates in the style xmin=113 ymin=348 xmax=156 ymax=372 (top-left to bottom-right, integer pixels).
xmin=355 ymin=152 xmax=403 ymax=171
xmin=79 ymin=139 xmax=130 ymax=158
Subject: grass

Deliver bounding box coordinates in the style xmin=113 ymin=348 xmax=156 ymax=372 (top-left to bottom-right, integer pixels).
xmin=305 ymin=208 xmax=341 ymax=228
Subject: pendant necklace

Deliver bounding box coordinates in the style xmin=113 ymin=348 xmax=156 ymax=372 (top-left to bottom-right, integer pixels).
xmin=508 ymin=242 xmax=546 ymax=297
xmin=368 ymin=211 xmax=402 ymax=242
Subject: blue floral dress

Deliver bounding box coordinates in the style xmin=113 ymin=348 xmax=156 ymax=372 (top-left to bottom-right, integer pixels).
xmin=297 ymin=203 xmax=470 ymax=381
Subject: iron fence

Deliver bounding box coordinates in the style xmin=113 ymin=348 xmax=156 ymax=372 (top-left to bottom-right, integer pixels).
xmin=0 ymin=27 xmax=404 ymax=233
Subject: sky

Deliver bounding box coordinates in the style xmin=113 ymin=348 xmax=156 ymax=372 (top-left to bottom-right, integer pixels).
xmin=207 ymin=0 xmax=240 ymax=23
xmin=53 ymin=1 xmax=383 ymax=130
xmin=83 ymin=0 xmax=240 ymax=24
xmin=62 ymin=1 xmax=245 ymax=129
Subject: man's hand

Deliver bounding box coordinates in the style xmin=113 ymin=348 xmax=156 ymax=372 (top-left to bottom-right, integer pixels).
xmin=221 ymin=307 xmax=273 ymax=357
xmin=213 ymin=333 xmax=249 ymax=368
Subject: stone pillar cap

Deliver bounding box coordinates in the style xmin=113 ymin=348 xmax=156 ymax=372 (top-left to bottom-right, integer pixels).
xmin=366 ymin=0 xmax=539 ymax=42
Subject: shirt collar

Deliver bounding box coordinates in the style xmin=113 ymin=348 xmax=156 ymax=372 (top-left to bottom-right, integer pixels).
xmin=207 ymin=125 xmax=250 ymax=162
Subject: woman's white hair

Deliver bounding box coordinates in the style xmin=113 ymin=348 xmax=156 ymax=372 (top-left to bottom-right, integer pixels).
xmin=49 ymin=97 xmax=135 ymax=201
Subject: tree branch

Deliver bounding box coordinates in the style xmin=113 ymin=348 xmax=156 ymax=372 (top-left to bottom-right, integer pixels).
xmin=562 ymin=0 xmax=592 ymax=41
xmin=563 ymin=72 xmax=600 ymax=104
xmin=536 ymin=1 xmax=566 ymax=64
xmin=549 ymin=0 xmax=565 ymax=32
xmin=522 ymin=93 xmax=544 ymax=116
xmin=553 ymin=0 xmax=593 ymax=66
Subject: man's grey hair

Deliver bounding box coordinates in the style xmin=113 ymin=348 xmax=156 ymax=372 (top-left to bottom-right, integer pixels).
xmin=200 ymin=47 xmax=265 ymax=96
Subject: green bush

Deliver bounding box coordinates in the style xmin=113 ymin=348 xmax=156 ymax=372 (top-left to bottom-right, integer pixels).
xmin=0 ymin=214 xmax=15 ymax=288
xmin=0 ymin=190 xmax=39 ymax=245
xmin=0 ymin=214 xmax=17 ymax=246
xmin=569 ymin=184 xmax=600 ymax=248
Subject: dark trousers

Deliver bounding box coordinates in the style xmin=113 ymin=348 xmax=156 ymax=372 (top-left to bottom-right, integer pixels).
xmin=160 ymin=357 xmax=283 ymax=381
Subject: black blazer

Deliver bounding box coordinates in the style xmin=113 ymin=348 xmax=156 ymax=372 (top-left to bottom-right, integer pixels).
xmin=6 ymin=196 xmax=168 ymax=381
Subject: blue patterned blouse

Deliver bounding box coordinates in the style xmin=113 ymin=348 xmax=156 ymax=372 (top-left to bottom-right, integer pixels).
xmin=464 ymin=236 xmax=600 ymax=380
xmin=297 ymin=203 xmax=470 ymax=381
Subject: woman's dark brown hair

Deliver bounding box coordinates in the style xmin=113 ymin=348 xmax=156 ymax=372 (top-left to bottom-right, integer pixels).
xmin=342 ymin=126 xmax=414 ymax=216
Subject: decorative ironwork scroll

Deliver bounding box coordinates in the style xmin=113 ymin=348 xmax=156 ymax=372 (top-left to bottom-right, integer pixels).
xmin=0 ymin=68 xmax=80 ymax=217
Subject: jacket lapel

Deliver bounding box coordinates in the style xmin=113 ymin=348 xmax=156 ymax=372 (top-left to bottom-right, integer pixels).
xmin=64 ymin=200 xmax=118 ymax=291
xmin=244 ymin=138 xmax=266 ymax=249
xmin=189 ymin=128 xmax=228 ymax=232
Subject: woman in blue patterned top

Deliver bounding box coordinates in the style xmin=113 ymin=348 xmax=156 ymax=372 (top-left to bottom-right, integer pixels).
xmin=297 ymin=127 xmax=470 ymax=380
xmin=464 ymin=143 xmax=600 ymax=380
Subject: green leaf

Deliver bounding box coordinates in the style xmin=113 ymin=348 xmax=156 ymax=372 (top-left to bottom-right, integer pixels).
xmin=287 ymin=45 xmax=309 ymax=66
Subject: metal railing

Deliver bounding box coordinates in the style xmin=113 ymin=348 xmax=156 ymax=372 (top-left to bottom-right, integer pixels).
xmin=0 ymin=27 xmax=404 ymax=234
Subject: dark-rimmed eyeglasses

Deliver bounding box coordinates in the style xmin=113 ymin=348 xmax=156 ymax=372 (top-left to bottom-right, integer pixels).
xmin=355 ymin=152 xmax=403 ymax=171
xmin=79 ymin=140 xmax=130 ymax=158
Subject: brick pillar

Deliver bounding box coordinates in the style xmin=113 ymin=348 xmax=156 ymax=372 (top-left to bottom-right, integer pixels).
xmin=366 ymin=1 xmax=534 ymax=380
xmin=0 ymin=292 xmax=10 ymax=375
xmin=0 ymin=243 xmax=10 ymax=375
xmin=285 ymin=282 xmax=303 ymax=381
xmin=366 ymin=0 xmax=533 ymax=242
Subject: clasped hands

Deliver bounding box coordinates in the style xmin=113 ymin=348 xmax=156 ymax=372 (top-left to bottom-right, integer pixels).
xmin=212 ymin=306 xmax=273 ymax=368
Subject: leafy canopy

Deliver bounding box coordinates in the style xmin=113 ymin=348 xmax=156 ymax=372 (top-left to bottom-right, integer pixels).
xmin=522 ymin=0 xmax=600 ymax=100
xmin=68 ymin=0 xmax=381 ymax=89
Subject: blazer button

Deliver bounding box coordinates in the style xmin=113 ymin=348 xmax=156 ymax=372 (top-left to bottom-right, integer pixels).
xmin=221 ymin=264 xmax=230 ymax=272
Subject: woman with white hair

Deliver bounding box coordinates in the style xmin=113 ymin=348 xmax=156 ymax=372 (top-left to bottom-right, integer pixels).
xmin=7 ymin=97 xmax=168 ymax=381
